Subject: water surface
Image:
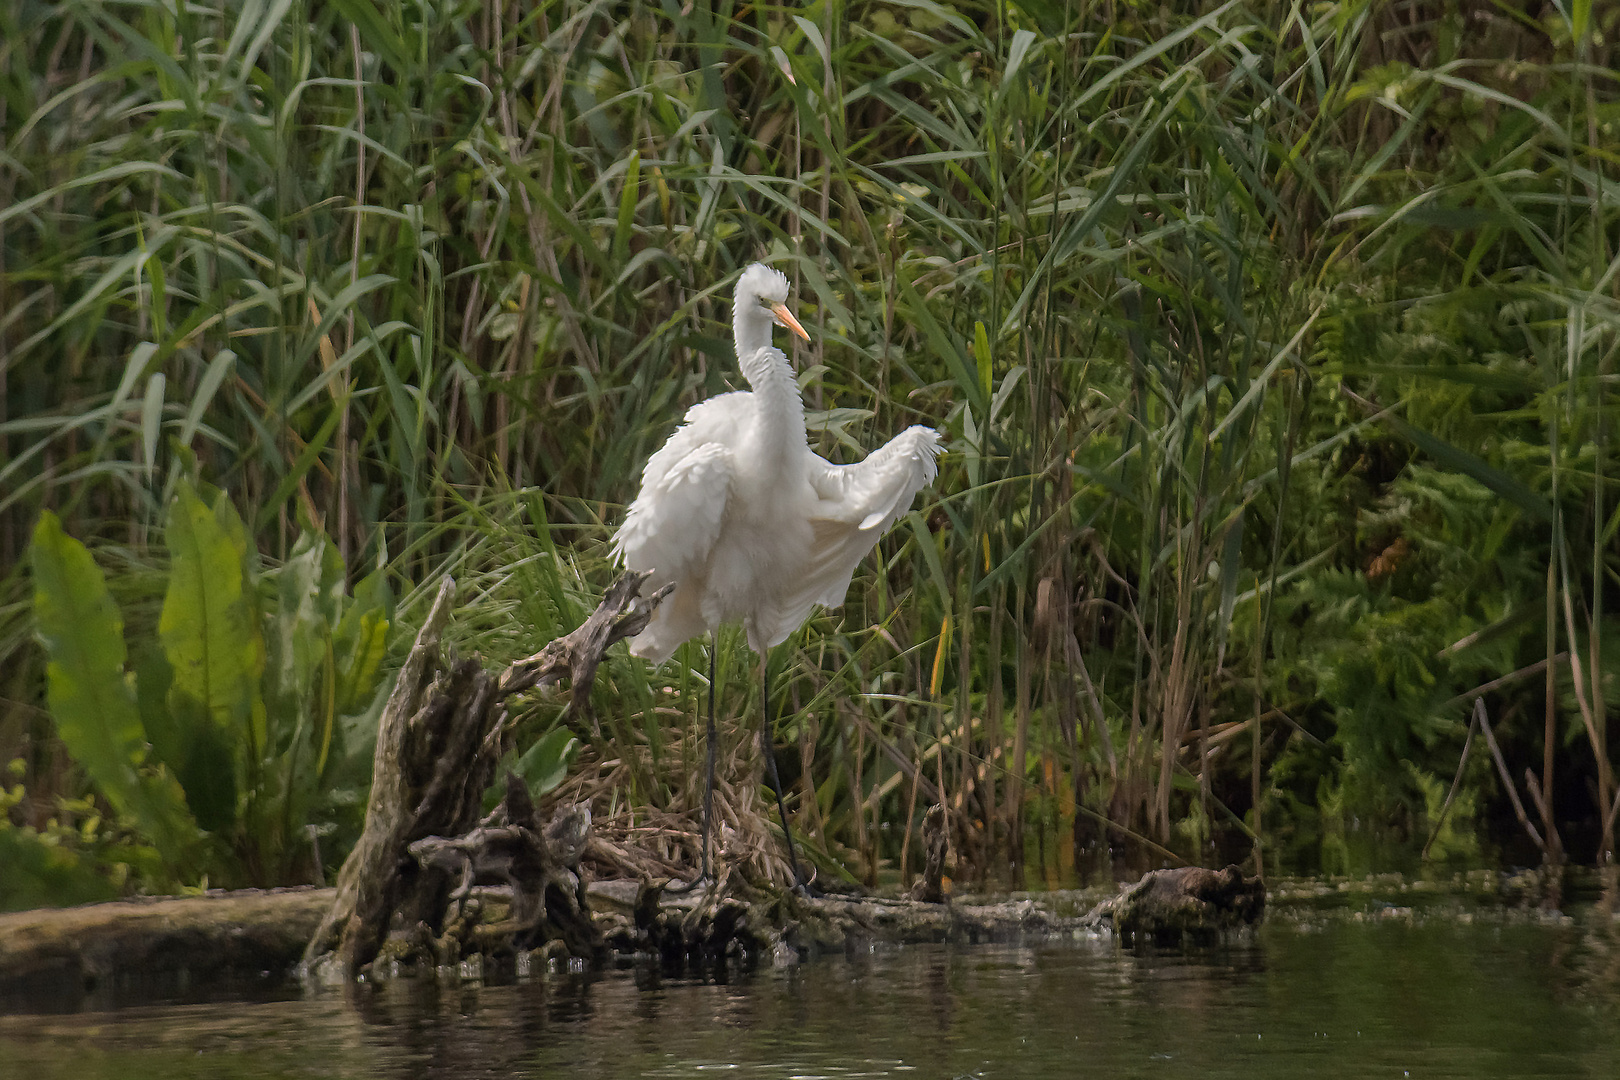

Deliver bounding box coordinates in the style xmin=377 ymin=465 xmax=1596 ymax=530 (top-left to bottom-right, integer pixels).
xmin=3 ymin=898 xmax=1617 ymax=1079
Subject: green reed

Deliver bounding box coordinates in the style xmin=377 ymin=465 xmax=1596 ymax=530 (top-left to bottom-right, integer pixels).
xmin=2 ymin=0 xmax=1617 ymax=894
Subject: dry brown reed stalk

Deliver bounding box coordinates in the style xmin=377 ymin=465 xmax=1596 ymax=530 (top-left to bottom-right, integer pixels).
xmin=544 ymin=706 xmax=797 ymax=890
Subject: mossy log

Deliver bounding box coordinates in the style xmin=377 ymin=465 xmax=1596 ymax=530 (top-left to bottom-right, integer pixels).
xmin=588 ymin=881 xmax=1105 ymax=969
xmin=1092 ymin=865 xmax=1266 ymax=943
xmin=0 ymin=888 xmax=334 ymax=1003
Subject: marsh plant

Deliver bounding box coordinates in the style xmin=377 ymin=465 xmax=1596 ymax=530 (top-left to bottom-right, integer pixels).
xmin=13 ymin=480 xmax=391 ymax=902
xmin=2 ymin=0 xmax=1617 ymax=901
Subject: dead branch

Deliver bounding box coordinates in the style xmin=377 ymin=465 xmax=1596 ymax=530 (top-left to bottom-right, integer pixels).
xmin=303 ymin=572 xmax=670 ymax=978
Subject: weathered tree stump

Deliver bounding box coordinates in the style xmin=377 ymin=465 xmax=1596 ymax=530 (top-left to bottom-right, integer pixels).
xmin=1092 ymin=864 xmax=1266 ymax=943
xmin=408 ymin=773 xmax=599 ymax=961
xmin=302 ymin=571 xmax=671 ymax=977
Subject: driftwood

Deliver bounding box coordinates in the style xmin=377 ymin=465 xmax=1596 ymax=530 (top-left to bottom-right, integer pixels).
xmin=1 ymin=881 xmax=1091 ymax=999
xmin=500 ymin=572 xmax=675 ymax=726
xmin=4 ymin=564 xmax=1271 ymax=996
xmin=407 ymin=773 xmax=599 ymax=961
xmin=1092 ymin=864 xmax=1266 ymax=943
xmin=908 ymin=804 xmax=949 ymax=903
xmin=302 ymin=571 xmax=669 ymax=977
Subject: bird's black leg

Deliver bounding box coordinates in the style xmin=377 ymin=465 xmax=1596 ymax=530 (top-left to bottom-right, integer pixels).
xmin=759 ymin=654 xmax=810 ymax=894
xmin=669 ymin=635 xmax=719 ymax=894
xmin=699 ymin=634 xmax=718 ymax=878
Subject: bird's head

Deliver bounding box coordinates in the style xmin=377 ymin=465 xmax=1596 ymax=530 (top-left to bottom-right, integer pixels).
xmin=737 ymin=262 xmax=809 ymax=341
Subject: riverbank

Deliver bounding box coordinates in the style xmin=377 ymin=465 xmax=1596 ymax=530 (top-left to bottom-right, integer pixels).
xmin=0 ymin=861 xmax=1278 ymax=1008
xmin=8 ymin=864 xmax=1593 ymax=1012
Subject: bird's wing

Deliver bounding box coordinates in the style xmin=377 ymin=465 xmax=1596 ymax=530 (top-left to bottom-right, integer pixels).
xmin=624 ymin=393 xmax=748 ymax=499
xmin=788 ymin=425 xmax=942 ymax=611
xmin=610 ymin=436 xmax=734 ymax=582
xmin=679 ymin=391 xmax=752 ymax=442
xmin=807 ymin=425 xmax=942 ymax=531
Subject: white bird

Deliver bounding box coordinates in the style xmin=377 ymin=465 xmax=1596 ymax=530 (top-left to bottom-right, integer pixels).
xmin=612 ymin=262 xmax=941 ymax=888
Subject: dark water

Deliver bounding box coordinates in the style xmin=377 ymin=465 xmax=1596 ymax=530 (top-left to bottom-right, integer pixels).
xmin=4 ymin=899 xmax=1619 ymax=1079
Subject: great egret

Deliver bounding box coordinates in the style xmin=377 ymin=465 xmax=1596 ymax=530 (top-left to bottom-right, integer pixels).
xmin=613 ymin=262 xmax=941 ymax=890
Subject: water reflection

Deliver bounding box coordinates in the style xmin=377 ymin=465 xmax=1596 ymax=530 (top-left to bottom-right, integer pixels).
xmin=3 ymin=907 xmax=1619 ymax=1080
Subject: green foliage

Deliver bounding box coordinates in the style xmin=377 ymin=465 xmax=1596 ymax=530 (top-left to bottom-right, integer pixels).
xmin=0 ymin=769 xmax=145 ymax=912
xmin=0 ymin=822 xmax=123 ymax=912
xmin=3 ymin=0 xmax=1618 ymax=891
xmin=515 ymin=726 xmax=580 ymax=799
xmin=30 ymin=511 xmax=200 ymax=875
xmin=26 ymin=481 xmax=394 ymax=889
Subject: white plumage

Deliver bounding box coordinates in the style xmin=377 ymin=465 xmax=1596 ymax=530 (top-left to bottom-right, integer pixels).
xmin=613 ymin=263 xmax=941 ymax=663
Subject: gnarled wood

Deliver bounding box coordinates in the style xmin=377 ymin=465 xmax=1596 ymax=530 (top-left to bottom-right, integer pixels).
xmin=303 ymin=571 xmax=669 ymax=977
xmin=500 ymin=571 xmax=674 ymax=726
xmin=407 ymin=773 xmax=599 ymax=960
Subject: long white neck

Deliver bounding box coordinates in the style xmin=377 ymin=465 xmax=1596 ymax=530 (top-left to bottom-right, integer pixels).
xmin=738 ymin=345 xmax=803 ymax=460
xmin=731 ymin=277 xmax=805 ymax=465
xmin=732 ymin=296 xmax=777 ymax=361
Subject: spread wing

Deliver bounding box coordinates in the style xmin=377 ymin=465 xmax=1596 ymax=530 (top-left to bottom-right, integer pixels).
xmin=612 ymin=391 xmax=753 ymax=577
xmin=611 ymin=434 xmax=734 ymax=585
xmin=793 ymin=424 xmax=942 ymax=611
xmin=611 ymin=395 xmax=754 ymax=663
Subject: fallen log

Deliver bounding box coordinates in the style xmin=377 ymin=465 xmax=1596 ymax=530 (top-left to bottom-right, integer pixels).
xmin=0 ymin=881 xmax=1098 ymax=1000
xmin=2 ymin=569 xmax=1268 ymax=997
xmin=0 ymin=888 xmax=333 ymax=1006
xmin=1 ymin=864 xmax=1271 ymax=1001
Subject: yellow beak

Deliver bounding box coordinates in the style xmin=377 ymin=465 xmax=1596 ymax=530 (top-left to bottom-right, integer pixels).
xmin=769 ymin=301 xmax=810 ymax=342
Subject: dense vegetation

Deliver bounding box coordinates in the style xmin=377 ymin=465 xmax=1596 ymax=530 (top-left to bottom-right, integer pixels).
xmin=2 ymin=0 xmax=1617 ymax=906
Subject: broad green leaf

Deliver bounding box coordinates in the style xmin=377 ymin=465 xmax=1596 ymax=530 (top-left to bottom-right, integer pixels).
xmin=32 ymin=512 xmax=148 ymax=815
xmin=134 ymin=645 xmax=179 ymax=770
xmin=165 ymin=691 xmax=241 ymax=833
xmin=30 ymin=512 xmax=198 ymax=857
xmin=516 ymin=726 xmax=580 ymax=797
xmin=333 ymin=564 xmax=394 ymax=717
xmin=268 ymin=530 xmax=334 ymax=715
xmin=336 ymin=609 xmax=390 ymax=717
xmin=160 ymin=482 xmax=267 ymax=752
